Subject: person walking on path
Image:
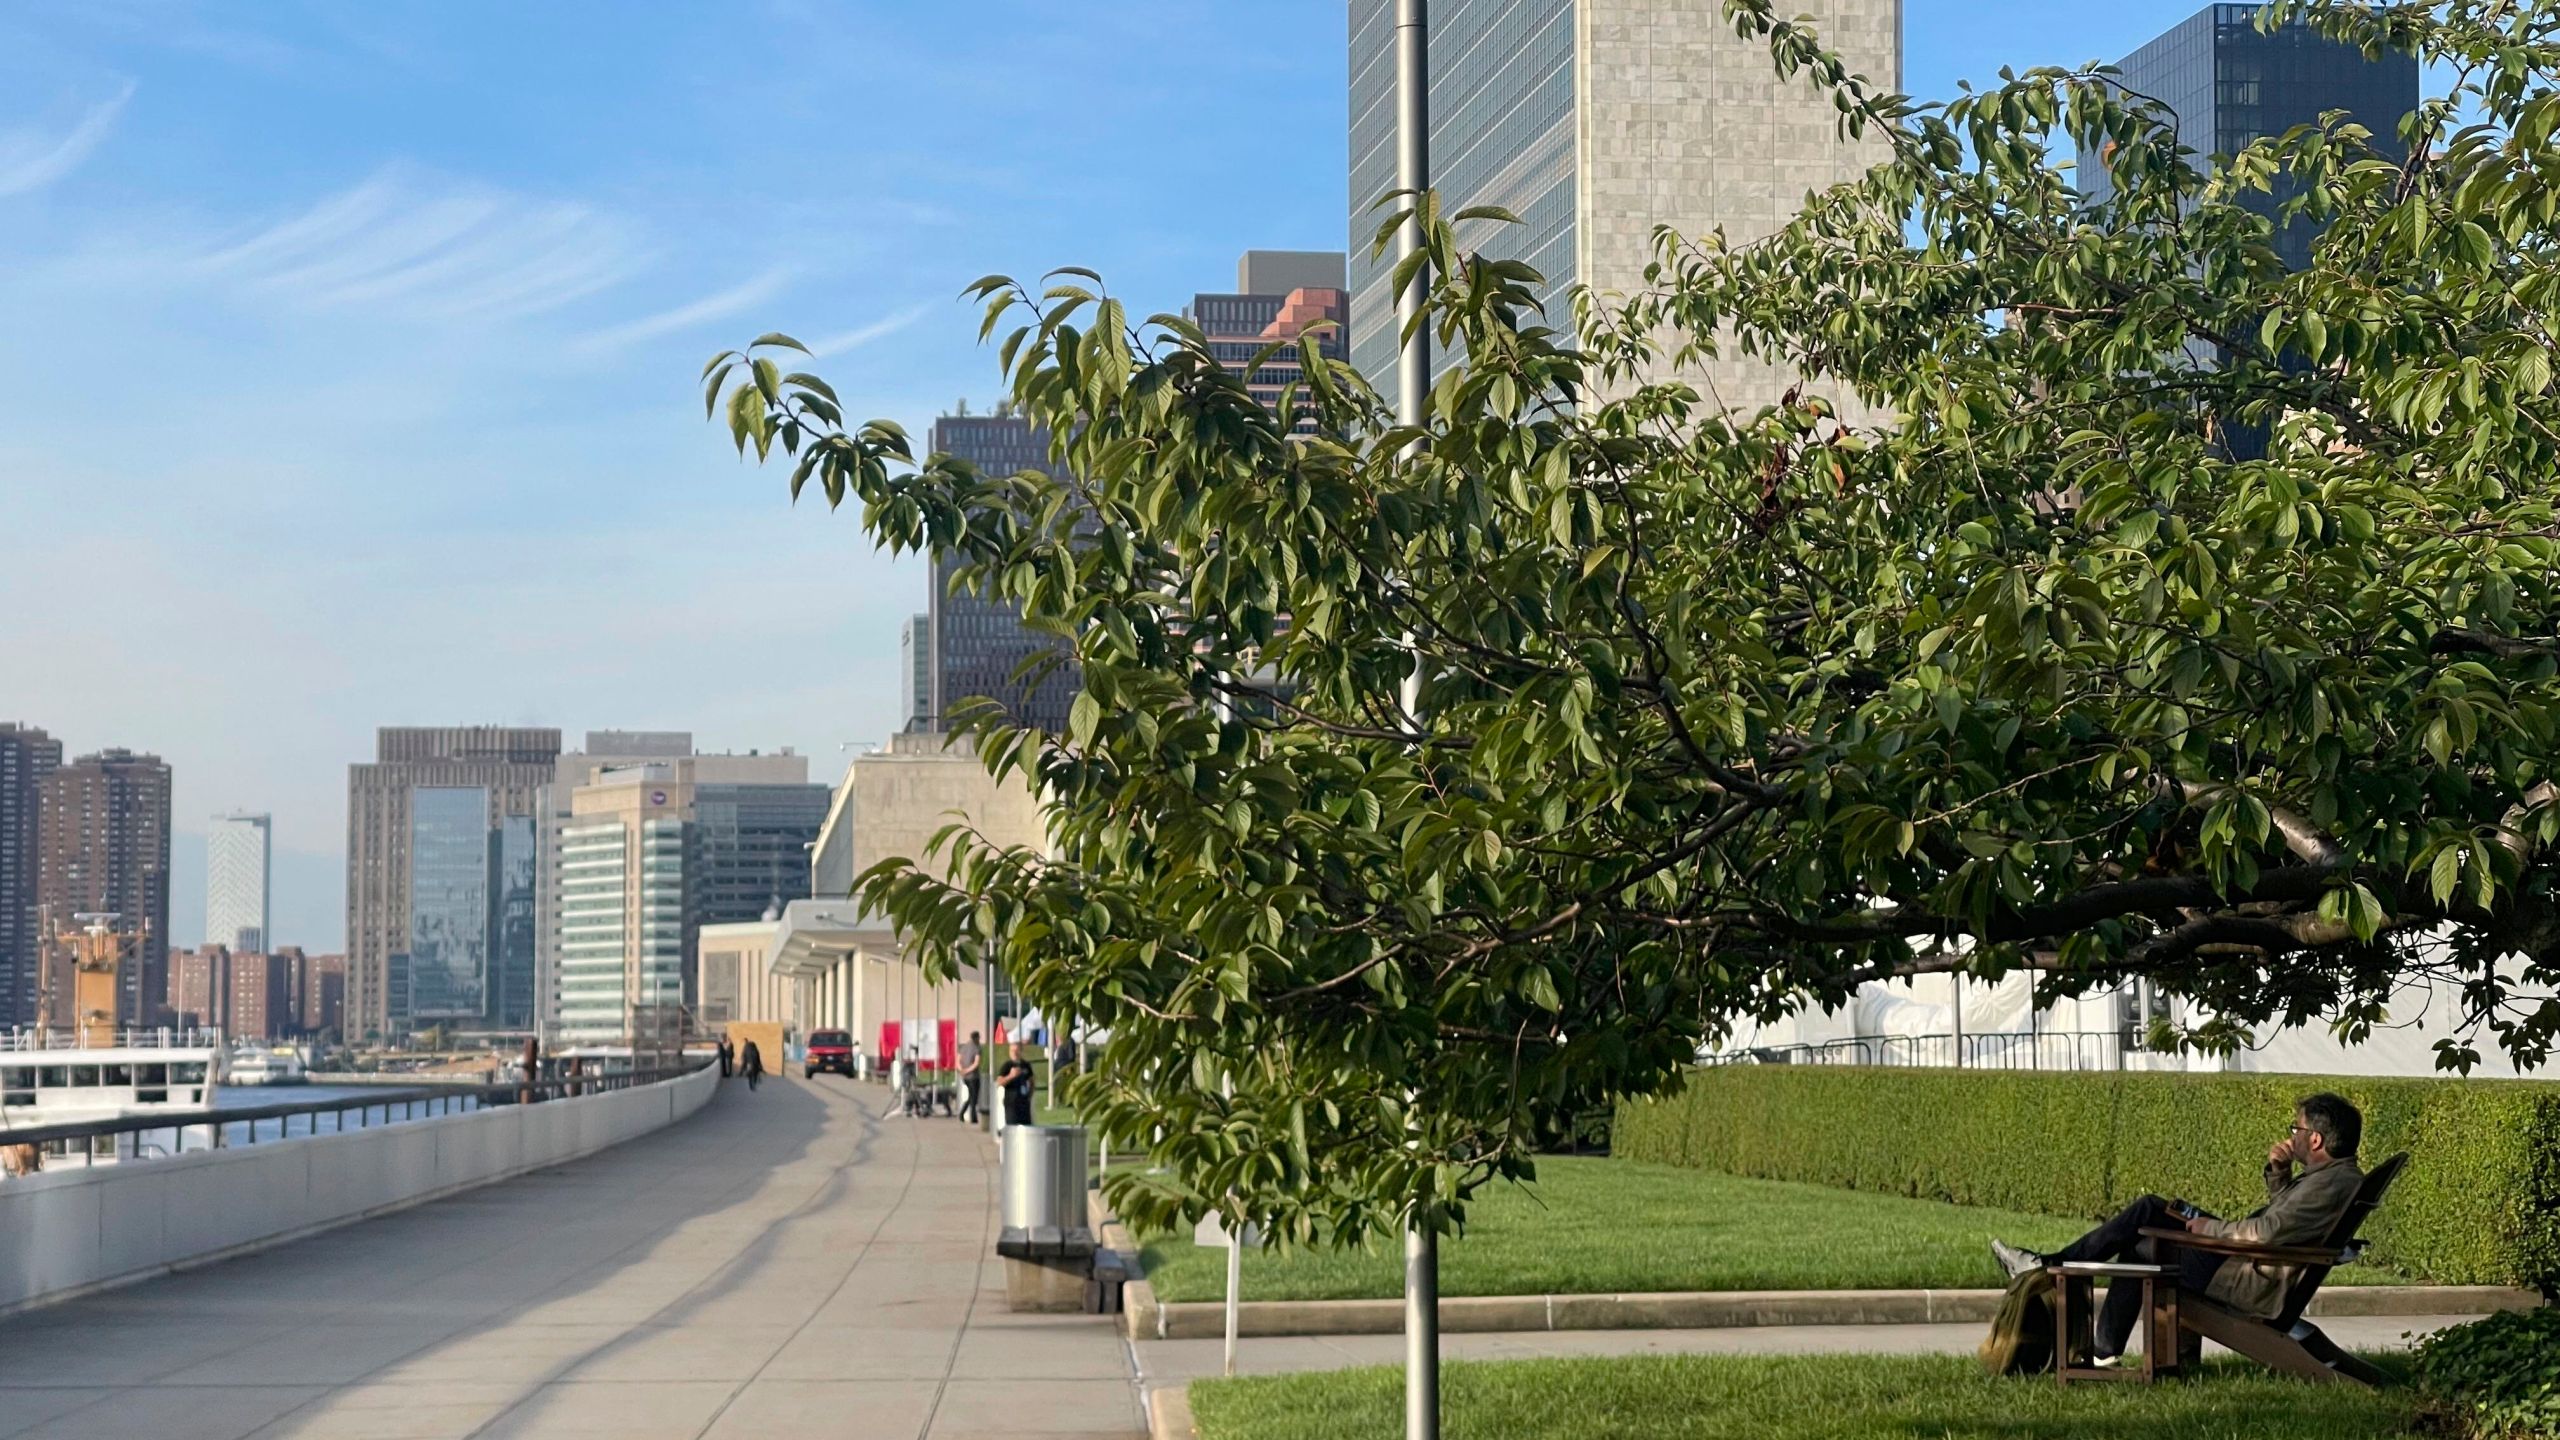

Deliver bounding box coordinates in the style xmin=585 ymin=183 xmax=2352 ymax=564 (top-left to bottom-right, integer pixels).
xmin=996 ymin=1043 xmax=1036 ymax=1128
xmin=717 ymin=1039 xmax=734 ymax=1079
xmin=739 ymin=1040 xmax=765 ymax=1092
xmin=956 ymin=1031 xmax=984 ymax=1123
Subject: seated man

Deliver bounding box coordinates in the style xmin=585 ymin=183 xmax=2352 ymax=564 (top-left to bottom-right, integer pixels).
xmin=1991 ymin=1091 xmax=2366 ymax=1369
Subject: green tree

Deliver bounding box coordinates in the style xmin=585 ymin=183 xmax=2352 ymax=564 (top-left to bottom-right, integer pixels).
xmin=711 ymin=0 xmax=2560 ymax=1242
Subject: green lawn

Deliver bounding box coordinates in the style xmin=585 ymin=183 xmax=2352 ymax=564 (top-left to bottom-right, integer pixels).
xmin=1189 ymin=1353 xmax=2423 ymax=1440
xmin=1139 ymin=1156 xmax=2416 ymax=1302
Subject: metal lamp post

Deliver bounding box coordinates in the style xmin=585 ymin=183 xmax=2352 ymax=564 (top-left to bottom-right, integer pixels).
xmin=1392 ymin=4 xmax=1437 ymax=1439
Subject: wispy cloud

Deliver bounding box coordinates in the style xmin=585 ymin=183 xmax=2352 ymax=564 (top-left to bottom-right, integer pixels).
xmin=572 ymin=269 xmax=794 ymax=355
xmin=804 ymin=302 xmax=935 ymax=359
xmin=189 ymin=166 xmax=647 ymax=323
xmin=0 ymin=80 xmax=134 ymax=196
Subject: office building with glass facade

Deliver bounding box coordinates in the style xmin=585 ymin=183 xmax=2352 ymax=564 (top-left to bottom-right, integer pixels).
xmin=345 ymin=727 xmax=560 ymax=1042
xmin=899 ymin=614 xmax=933 ymax=733
xmin=534 ymin=731 xmax=695 ymax=1036
xmin=397 ymin=791 xmax=536 ymax=1030
xmin=549 ymin=754 xmax=824 ymax=1045
xmin=927 ymin=414 xmax=1080 ymax=736
xmin=204 ymin=812 xmax=271 ymax=954
xmin=2086 ymin=4 xmax=2416 ymax=271
xmin=1347 ymin=0 xmax=1901 ymax=412
xmin=406 ymin=787 xmax=493 ymax=1022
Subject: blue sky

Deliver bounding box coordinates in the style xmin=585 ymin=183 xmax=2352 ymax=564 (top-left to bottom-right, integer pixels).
xmin=0 ymin=0 xmax=2265 ymax=950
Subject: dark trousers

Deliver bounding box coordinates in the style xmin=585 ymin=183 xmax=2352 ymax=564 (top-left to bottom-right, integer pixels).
xmin=1003 ymin=1091 xmax=1032 ymax=1127
xmin=959 ymin=1075 xmax=981 ymax=1123
xmin=2054 ymin=1194 xmax=2226 ymax=1357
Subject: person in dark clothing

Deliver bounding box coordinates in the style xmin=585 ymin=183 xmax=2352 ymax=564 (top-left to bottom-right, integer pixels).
xmin=717 ymin=1039 xmax=734 ymax=1078
xmin=1992 ymin=1093 xmax=2366 ymax=1367
xmin=956 ymin=1031 xmax=984 ymax=1124
xmin=996 ymin=1043 xmax=1036 ymax=1127
xmin=739 ymin=1040 xmax=765 ymax=1092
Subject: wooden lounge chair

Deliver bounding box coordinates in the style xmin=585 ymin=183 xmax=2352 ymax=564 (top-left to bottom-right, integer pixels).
xmin=2137 ymin=1150 xmax=2409 ymax=1385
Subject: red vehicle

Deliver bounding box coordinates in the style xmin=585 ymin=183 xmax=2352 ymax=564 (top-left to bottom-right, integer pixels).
xmin=804 ymin=1029 xmax=857 ymax=1079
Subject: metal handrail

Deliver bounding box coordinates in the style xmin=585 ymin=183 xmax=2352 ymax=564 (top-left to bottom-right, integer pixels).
xmin=1701 ymin=1030 xmax=2127 ymax=1072
xmin=0 ymin=1060 xmax=712 ymax=1164
xmin=0 ymin=1027 xmax=227 ymax=1052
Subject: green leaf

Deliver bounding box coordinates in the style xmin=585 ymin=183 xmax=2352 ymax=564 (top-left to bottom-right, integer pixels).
xmin=2428 ymin=845 xmax=2462 ymax=906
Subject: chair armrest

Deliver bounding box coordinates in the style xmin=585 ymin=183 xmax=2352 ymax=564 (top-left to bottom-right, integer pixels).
xmin=2138 ymin=1227 xmax=2346 ymax=1267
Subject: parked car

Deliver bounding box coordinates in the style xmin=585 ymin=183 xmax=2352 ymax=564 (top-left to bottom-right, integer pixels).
xmin=805 ymin=1029 xmax=858 ymax=1079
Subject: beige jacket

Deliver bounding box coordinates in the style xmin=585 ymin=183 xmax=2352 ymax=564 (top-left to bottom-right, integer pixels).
xmin=2196 ymin=1155 xmax=2364 ymax=1317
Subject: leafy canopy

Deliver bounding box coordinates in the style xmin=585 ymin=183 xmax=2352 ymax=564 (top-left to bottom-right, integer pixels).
xmin=709 ymin=0 xmax=2560 ymax=1241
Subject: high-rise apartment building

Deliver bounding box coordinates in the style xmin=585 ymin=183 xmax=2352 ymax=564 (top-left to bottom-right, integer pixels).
xmin=167 ymin=946 xmax=224 ymax=1032
xmin=2087 ymin=4 xmax=2416 ymax=272
xmin=301 ymin=952 xmax=347 ymax=1035
xmin=205 ymin=811 xmax=272 ymax=952
xmin=166 ymin=944 xmax=300 ymax=1041
xmin=229 ymin=947 xmax=296 ymax=1042
xmin=899 ymin=614 xmax=933 ymax=733
xmin=928 ymin=414 xmax=1081 ymax=735
xmin=0 ymin=724 xmax=61 ymax=1028
xmin=345 ymin=727 xmax=560 ymax=1043
xmin=1346 ymin=0 xmax=1901 ymax=411
xmin=551 ymin=753 xmax=825 ymax=1044
xmin=1191 ymin=250 xmax=1349 ymax=420
xmin=37 ymin=749 xmax=173 ymax=1026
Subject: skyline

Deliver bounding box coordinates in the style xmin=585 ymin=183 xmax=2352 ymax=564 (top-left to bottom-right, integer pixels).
xmin=2 ymin=0 xmax=2331 ymax=951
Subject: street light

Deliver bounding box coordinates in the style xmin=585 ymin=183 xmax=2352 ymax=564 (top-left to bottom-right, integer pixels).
xmin=1392 ymin=6 xmax=1438 ymax=1438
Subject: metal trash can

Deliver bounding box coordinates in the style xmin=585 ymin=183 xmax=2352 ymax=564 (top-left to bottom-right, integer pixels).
xmin=997 ymin=1125 xmax=1094 ymax=1261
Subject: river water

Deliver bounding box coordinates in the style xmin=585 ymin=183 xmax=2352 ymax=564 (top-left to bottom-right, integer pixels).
xmin=161 ymin=1082 xmax=486 ymax=1151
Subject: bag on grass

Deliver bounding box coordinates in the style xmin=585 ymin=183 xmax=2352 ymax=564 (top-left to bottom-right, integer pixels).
xmin=1978 ymin=1268 xmax=2059 ymax=1376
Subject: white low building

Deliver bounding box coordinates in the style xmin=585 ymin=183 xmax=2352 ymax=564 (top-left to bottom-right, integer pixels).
xmin=1723 ymin=963 xmax=2548 ymax=1079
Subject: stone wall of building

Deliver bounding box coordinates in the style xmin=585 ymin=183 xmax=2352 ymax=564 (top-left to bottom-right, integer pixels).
xmin=1576 ymin=0 xmax=1901 ymax=414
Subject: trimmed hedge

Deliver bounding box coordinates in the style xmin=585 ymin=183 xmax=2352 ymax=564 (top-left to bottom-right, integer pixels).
xmin=1614 ymin=1066 xmax=2560 ymax=1289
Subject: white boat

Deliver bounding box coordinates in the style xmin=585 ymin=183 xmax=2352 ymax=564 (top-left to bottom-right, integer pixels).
xmin=224 ymin=1046 xmax=308 ymax=1086
xmin=0 ymin=1027 xmax=226 ymax=1167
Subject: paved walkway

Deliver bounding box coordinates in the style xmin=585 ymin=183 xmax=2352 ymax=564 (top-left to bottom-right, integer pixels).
xmin=1132 ymin=1313 xmax=2481 ymax=1386
xmin=0 ymin=1077 xmax=1144 ymax=1440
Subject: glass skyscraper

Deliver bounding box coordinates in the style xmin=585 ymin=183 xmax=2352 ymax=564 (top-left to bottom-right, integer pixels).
xmin=927 ymin=414 xmax=1080 ymax=736
xmin=401 ymin=788 xmax=537 ymax=1029
xmin=205 ymin=812 xmax=272 ymax=953
xmin=406 ymin=787 xmax=493 ymax=1022
xmin=492 ymin=815 xmax=537 ymax=1029
xmin=1348 ymin=0 xmax=1575 ymax=399
xmin=2088 ymin=4 xmax=2416 ymax=272
xmin=1345 ymin=0 xmax=1902 ymax=413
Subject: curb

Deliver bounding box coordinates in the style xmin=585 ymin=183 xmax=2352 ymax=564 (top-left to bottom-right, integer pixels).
xmin=1131 ymin=1283 xmax=2538 ymax=1340
xmin=1148 ymin=1383 xmax=1195 ymax=1440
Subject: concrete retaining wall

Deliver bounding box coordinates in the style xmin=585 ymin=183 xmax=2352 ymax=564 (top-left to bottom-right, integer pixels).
xmin=0 ymin=1063 xmax=719 ymax=1315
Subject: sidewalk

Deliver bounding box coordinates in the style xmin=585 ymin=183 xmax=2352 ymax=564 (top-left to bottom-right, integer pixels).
xmin=0 ymin=1075 xmax=1145 ymax=1440
xmin=1131 ymin=1312 xmax=2480 ymax=1387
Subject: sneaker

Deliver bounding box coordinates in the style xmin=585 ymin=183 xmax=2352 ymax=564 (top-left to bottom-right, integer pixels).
xmin=1990 ymin=1239 xmax=2048 ymax=1282
xmin=2091 ymin=1352 xmax=2130 ymax=1370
